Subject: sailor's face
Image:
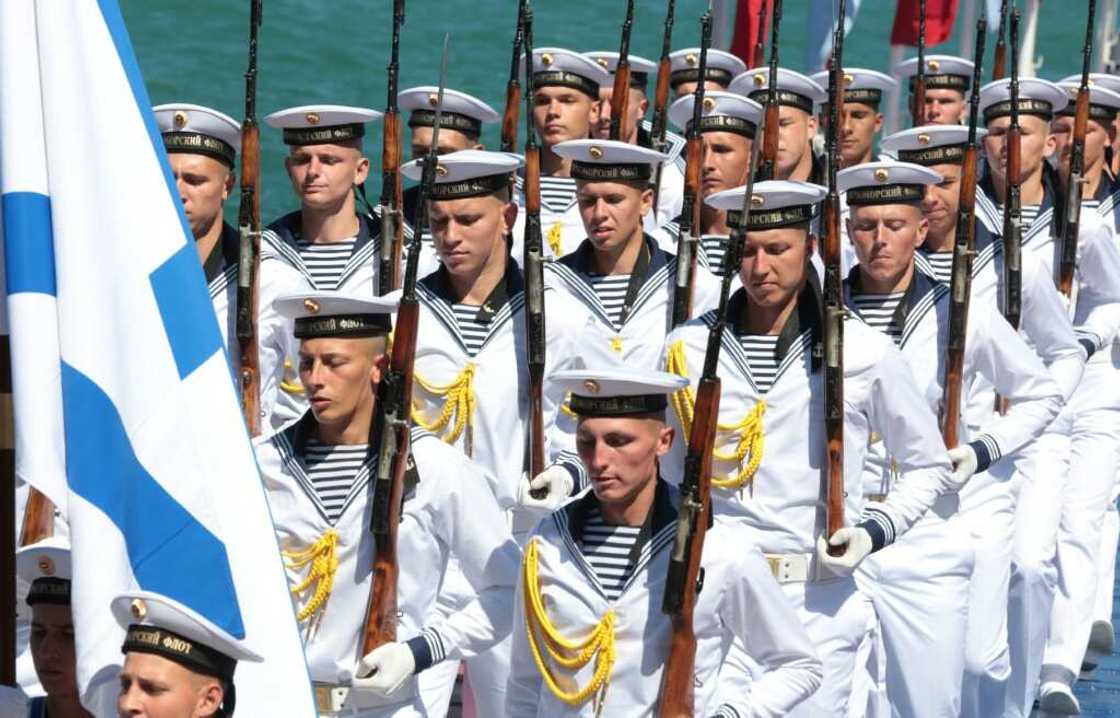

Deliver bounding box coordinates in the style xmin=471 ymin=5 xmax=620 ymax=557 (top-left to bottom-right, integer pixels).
xmin=429 ymin=194 xmax=515 ymax=276
xmin=533 ymin=86 xmax=600 ymax=146
xmin=984 ymin=115 xmax=1056 ymax=186
xmin=740 ymin=227 xmax=813 ymax=308
xmin=410 ymin=127 xmax=478 ymax=161
xmin=167 ymin=154 xmax=231 ymax=240
xmin=284 ymin=142 xmax=369 ymax=211
xmin=117 ymin=653 xmax=223 ymax=718
xmin=838 ymin=102 xmax=882 ymax=166
xmin=593 ymin=86 xmax=648 ymax=141
xmin=922 ymin=88 xmax=967 ymax=125
xmin=1052 ymin=114 xmax=1114 ymax=176
xmin=30 ymin=603 xmax=79 ymax=700
xmin=577 ymin=415 xmax=672 ymax=506
xmin=299 ymin=337 xmax=386 ymax=428
xmin=848 ymin=203 xmax=927 ymax=289
xmin=576 ymin=180 xmax=653 ymax=252
xmin=672 ymin=79 xmax=725 ymax=100
xmin=776 ymin=107 xmax=817 ymax=179
xmin=921 ymin=163 xmax=962 ymax=240
xmin=701 ymin=131 xmax=753 ymax=195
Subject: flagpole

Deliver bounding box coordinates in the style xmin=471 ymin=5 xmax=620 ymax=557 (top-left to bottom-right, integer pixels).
xmin=1019 ymin=0 xmax=1041 ymax=77
xmin=0 ymin=335 xmax=14 ymax=687
xmin=959 ymin=0 xmax=977 ymax=59
xmin=886 ymin=43 xmax=906 ymax=135
xmin=712 ymin=0 xmax=734 ymax=50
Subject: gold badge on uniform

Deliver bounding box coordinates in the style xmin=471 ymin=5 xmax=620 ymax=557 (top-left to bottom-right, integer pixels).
xmin=753 ymin=73 xmax=766 ymax=87
xmin=541 ymin=52 xmax=554 ymax=67
xmin=685 ymin=53 xmax=698 ymax=66
xmin=702 ymin=97 xmax=717 ymax=111
xmin=583 ymin=379 xmax=601 ymax=395
xmin=918 ymin=133 xmax=931 ymax=145
xmin=874 ymin=168 xmax=890 ymax=182
xmin=173 ymin=111 xmax=189 ymax=130
xmin=751 ymin=194 xmax=765 ymax=207
xmin=436 ymin=164 xmax=449 ymax=176
xmin=927 ymin=59 xmax=941 ymax=72
xmin=843 ymin=73 xmax=854 ymax=86
xmin=428 ymin=93 xmax=439 ymax=107
xmin=306 ymin=112 xmax=321 ymax=125
xmin=304 ymin=298 xmax=321 ymax=314
xmin=596 ymin=58 xmax=609 ymax=69
xmin=37 ymin=556 xmax=54 ymax=576
xmin=130 ymin=598 xmax=148 ymax=620
xmin=588 ymin=145 xmax=604 ymax=159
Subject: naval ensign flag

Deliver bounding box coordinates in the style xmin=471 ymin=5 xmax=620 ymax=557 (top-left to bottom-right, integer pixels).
xmin=0 ymin=1 xmax=315 ymax=714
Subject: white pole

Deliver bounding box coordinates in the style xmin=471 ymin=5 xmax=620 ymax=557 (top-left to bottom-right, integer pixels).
xmin=886 ymin=44 xmax=907 ymax=134
xmin=712 ymin=0 xmax=734 ymax=51
xmin=1096 ymin=0 xmax=1119 ymax=72
xmin=1019 ymin=0 xmax=1042 ymax=78
xmin=959 ymin=0 xmax=977 ymax=58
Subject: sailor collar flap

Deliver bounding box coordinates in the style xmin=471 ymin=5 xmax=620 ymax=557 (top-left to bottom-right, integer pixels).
xmin=204 ymin=223 xmax=242 ymax=286
xmin=561 ymin=478 xmax=679 ymax=562
xmin=271 ymin=208 xmax=380 ymax=256
xmin=730 ymin=272 xmax=825 ymax=371
xmin=421 ymin=256 xmax=525 ymax=322
xmin=844 ymin=263 xmax=942 ymax=333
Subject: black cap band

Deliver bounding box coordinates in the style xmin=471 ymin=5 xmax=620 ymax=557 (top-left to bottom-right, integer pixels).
xmin=842 ymin=88 xmax=883 ymax=106
xmin=571 ymin=161 xmax=653 ymax=182
xmin=430 ymin=173 xmax=511 ymax=200
xmin=294 ymin=314 xmax=392 ymax=339
xmin=748 ymin=89 xmax=815 ymax=115
xmin=123 ymin=625 xmax=237 ymax=682
xmin=897 ymin=143 xmax=967 ymax=166
xmin=728 ymin=203 xmax=815 ymax=230
xmin=162 ymin=132 xmax=236 ymax=168
xmin=670 ymin=67 xmax=734 ymax=88
xmin=846 ymin=183 xmax=926 ymax=206
xmin=570 ymin=393 xmax=667 ymax=417
xmin=282 ymin=123 xmax=365 ymax=146
xmin=26 ymin=577 xmax=71 ymax=606
xmin=1056 ymin=102 xmax=1118 ymax=123
xmin=534 ymin=71 xmax=600 ymax=99
xmin=909 ymin=74 xmax=969 ymax=92
xmin=983 ymin=98 xmax=1055 ymax=123
xmin=690 ymin=114 xmax=757 ymax=138
xmin=408 ymin=109 xmax=482 ymax=138
xmin=629 ymin=71 xmax=649 ymax=90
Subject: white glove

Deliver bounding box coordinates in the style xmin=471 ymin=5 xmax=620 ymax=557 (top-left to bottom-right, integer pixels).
xmin=517 ymin=464 xmax=574 ymax=512
xmin=352 ymin=642 xmax=416 ymax=697
xmin=948 ymin=445 xmax=978 ymax=486
xmin=816 ymin=527 xmax=874 ymax=573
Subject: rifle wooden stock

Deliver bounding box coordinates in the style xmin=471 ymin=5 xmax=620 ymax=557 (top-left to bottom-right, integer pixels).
xmin=378 ymin=110 xmax=404 ymax=295
xmin=609 ymin=65 xmax=632 ymax=141
xmin=759 ymin=0 xmax=781 ymax=181
xmin=501 ymin=2 xmax=526 ymax=154
xmin=1060 ymin=88 xmax=1092 ymax=297
xmin=992 ymin=0 xmax=1009 ymax=81
xmin=650 ymin=0 xmax=676 ymax=209
xmin=751 ymin=0 xmax=768 ymax=68
xmin=236 ymin=0 xmax=262 ymax=436
xmin=524 ymin=145 xmax=547 ymax=480
xmin=19 ymin=488 xmax=54 ymax=546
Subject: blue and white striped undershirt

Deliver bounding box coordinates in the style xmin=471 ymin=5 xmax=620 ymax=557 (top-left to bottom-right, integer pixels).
xmin=297 ymin=237 xmax=356 ymax=289
xmin=541 ymin=176 xmax=578 ymax=213
xmin=581 ymin=507 xmax=640 ymax=601
xmin=739 ymin=334 xmax=781 ymax=394
xmin=922 ymin=250 xmax=954 ymax=283
xmin=303 ymin=439 xmax=367 ymax=522
xmin=451 ymin=304 xmax=490 ymax=355
xmin=852 ymin=292 xmax=905 ymax=345
xmin=588 ymin=274 xmax=631 ymax=326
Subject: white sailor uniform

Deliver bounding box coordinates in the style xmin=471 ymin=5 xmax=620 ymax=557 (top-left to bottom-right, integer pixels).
xmin=257 ymin=418 xmax=521 ymax=717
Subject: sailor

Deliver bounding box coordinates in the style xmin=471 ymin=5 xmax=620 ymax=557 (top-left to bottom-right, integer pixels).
xmin=668 ymin=47 xmax=746 ymax=99
xmin=665 ymin=90 xmax=763 ymax=274
xmin=257 ymin=289 xmax=521 ymax=717
xmin=154 ymin=103 xmax=306 ymax=431
xmin=512 ymin=48 xmax=611 ymax=260
xmin=808 ymin=69 xmax=896 ymax=168
xmin=728 ymin=68 xmax=827 ymax=183
xmin=541 ymin=139 xmax=720 ymax=370
xmin=113 ymin=590 xmax=261 ymax=718
xmin=16 ymin=539 xmax=91 ymax=718
xmin=583 ymin=51 xmax=688 ymax=234
xmin=506 ymin=366 xmax=823 ymax=717
xmin=839 ymin=161 xmax=1063 ymax=718
xmin=880 ymin=124 xmax=1086 ymax=718
xmin=664 ymin=180 xmax=955 ymax=716
xmin=894 ymin=55 xmax=975 ymax=126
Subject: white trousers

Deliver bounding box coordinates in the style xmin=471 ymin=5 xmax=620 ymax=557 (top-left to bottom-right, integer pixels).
xmin=1092 ymin=475 xmax=1120 ymax=626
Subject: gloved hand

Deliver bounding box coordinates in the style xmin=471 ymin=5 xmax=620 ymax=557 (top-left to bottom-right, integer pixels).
xmin=352 ymin=642 xmax=416 ymax=696
xmin=948 ymin=445 xmax=978 ymax=486
xmin=517 ymin=464 xmax=574 ymax=513
xmin=816 ymin=527 xmax=874 ymax=573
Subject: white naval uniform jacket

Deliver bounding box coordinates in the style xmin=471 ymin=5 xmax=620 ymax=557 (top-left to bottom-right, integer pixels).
xmin=412 ymin=261 xmax=593 ymax=505
xmin=206 ymin=222 xmax=307 ymax=431
xmin=662 ymin=280 xmax=954 ymax=554
xmin=507 ymin=481 xmax=823 ymax=718
xmin=844 ymin=269 xmax=1063 ymax=499
xmin=256 ymin=415 xmax=522 ymax=706
xmin=544 ymin=235 xmax=720 ymax=371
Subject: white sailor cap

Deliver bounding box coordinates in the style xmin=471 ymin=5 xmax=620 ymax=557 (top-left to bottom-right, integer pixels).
xmin=400 ymin=149 xmax=522 ymax=199
xmin=17 ymin=538 xmax=71 ymax=608
xmin=894 ymin=54 xmax=974 ymax=93
xmin=398 ymin=86 xmax=499 ymax=138
xmin=274 ymin=290 xmax=399 ymax=339
xmin=264 ymin=105 xmax=382 ymax=146
xmin=668 ymin=48 xmax=747 ymax=89
xmin=526 ymin=48 xmax=612 ymax=99
xmin=552 ymin=139 xmax=668 ymax=183
xmin=729 ymin=68 xmax=827 ymax=114
xmin=1059 ymin=73 xmax=1120 ymax=96
xmin=809 ymin=68 xmax=898 ymax=108
xmin=583 ymin=51 xmax=658 ymax=90
xmin=554 ymin=367 xmax=687 ymax=417
xmin=706 ymin=180 xmax=826 ymax=230
xmin=1053 ymin=81 xmax=1120 ymax=123
xmin=839 ymin=161 xmax=941 ymax=206
xmin=668 ymin=91 xmax=762 ymax=138
xmin=978 ymin=78 xmax=1069 ymax=123
xmin=153 ymin=103 xmax=240 ymax=168
xmin=879 ymin=125 xmax=987 ymax=166
xmin=113 ymin=590 xmax=261 ymax=696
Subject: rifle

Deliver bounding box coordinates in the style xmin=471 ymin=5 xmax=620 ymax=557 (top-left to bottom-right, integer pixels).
xmin=650 ymin=0 xmax=677 ymax=210
xmin=609 ymin=0 xmax=636 ymax=141
xmin=752 ymin=0 xmax=768 ymax=69
xmin=658 ymin=77 xmax=767 ymax=718
xmin=501 ymin=0 xmax=527 ymax=153
xmin=236 ymin=0 xmax=262 ymax=436
xmin=18 ymin=489 xmax=54 ymax=546
xmin=822 ymin=0 xmax=847 ymax=554
xmin=377 ymin=0 xmax=406 ymax=296
xmin=1058 ymin=0 xmax=1097 ymax=298
xmin=522 ymin=6 xmax=549 ymax=489
xmin=911 ymin=0 xmax=927 ymax=126
xmin=941 ymin=21 xmax=986 ymax=449
xmin=362 ymin=34 xmax=449 ymax=656
xmin=671 ymin=8 xmax=713 ymax=328
xmin=1 ymin=337 xmax=13 ymax=686
xmin=992 ymin=0 xmax=1010 ymax=82
xmin=758 ymin=0 xmax=782 ymax=181
xmin=1001 ymin=10 xmax=1022 ymax=333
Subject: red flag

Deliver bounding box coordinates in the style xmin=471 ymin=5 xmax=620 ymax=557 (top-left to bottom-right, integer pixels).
xmin=890 ymin=0 xmax=960 ymax=46
xmin=731 ymin=0 xmax=772 ymax=69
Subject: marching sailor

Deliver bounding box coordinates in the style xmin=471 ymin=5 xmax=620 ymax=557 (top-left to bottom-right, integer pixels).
xmin=113 ymin=590 xmax=260 ymax=718
xmin=664 ymin=180 xmax=955 ymax=716
xmin=541 ymin=139 xmax=720 ymax=369
xmin=894 ymin=55 xmax=974 ymax=126
xmin=838 ymin=161 xmax=1064 ymax=718
xmin=667 ymin=47 xmax=746 ymax=99
xmin=257 ymin=290 xmax=521 ymax=716
xmin=506 ymin=366 xmax=823 ymax=717
xmin=154 ymin=103 xmax=306 ymax=431
xmin=728 ymin=68 xmax=827 ymax=183
xmin=809 ymin=69 xmax=896 ymax=169
xmin=512 ymin=48 xmax=611 ymax=260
